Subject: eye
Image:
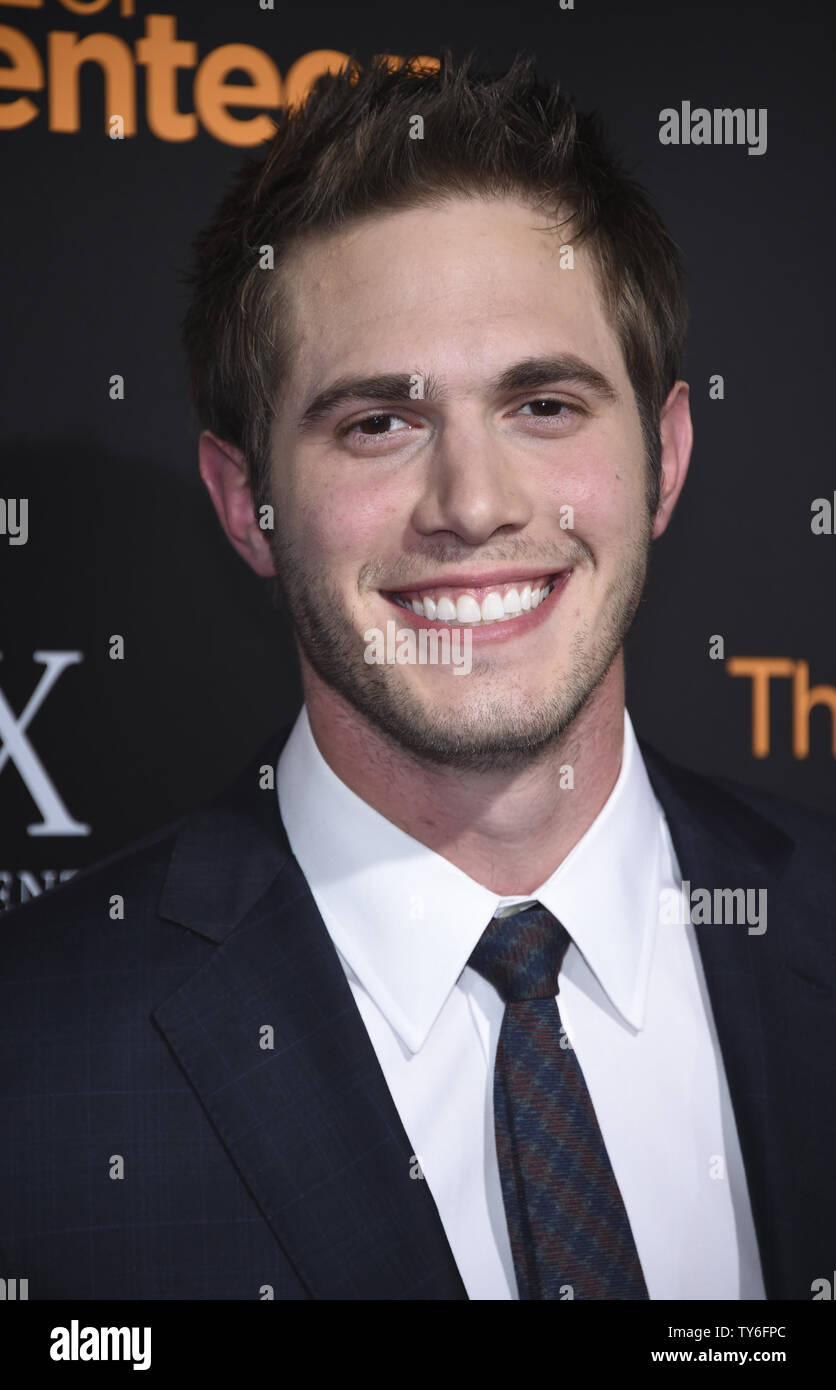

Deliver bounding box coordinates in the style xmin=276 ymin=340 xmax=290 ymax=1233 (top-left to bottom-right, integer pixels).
xmin=515 ymin=398 xmax=580 ymax=420
xmin=338 ymin=412 xmax=412 ymax=438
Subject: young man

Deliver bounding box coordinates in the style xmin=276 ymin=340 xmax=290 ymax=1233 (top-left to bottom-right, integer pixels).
xmin=1 ymin=52 xmax=833 ymax=1301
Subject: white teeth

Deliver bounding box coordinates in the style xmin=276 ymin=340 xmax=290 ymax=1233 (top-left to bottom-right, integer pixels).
xmin=456 ymin=594 xmax=482 ymax=624
xmin=392 ymin=579 xmax=556 ymax=625
xmin=481 ymin=591 xmax=505 ymax=622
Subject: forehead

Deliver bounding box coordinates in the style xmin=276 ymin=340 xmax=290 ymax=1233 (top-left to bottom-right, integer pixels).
xmin=278 ymin=194 xmax=626 ymax=404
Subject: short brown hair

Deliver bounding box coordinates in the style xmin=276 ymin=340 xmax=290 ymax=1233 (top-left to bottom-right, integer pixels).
xmin=181 ymin=49 xmax=688 ymax=516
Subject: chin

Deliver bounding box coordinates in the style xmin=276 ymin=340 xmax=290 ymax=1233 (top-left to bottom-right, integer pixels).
xmin=384 ymin=718 xmax=573 ymax=774
xmin=356 ymin=682 xmax=581 ymax=769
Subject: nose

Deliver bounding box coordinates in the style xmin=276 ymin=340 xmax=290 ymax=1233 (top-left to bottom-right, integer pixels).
xmin=409 ymin=418 xmax=534 ymax=545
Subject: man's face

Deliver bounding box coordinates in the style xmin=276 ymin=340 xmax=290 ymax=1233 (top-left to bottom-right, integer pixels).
xmin=266 ymin=194 xmax=654 ymax=770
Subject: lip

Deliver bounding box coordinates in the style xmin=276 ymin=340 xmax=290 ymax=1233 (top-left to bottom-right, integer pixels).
xmin=385 ymin=565 xmax=566 ymax=595
xmin=382 ymin=569 xmax=572 ymax=645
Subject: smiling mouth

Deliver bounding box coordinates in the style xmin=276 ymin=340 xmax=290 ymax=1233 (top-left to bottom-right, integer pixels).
xmin=385 ymin=573 xmax=564 ymax=626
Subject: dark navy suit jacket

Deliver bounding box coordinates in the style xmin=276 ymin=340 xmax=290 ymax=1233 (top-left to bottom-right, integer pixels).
xmin=1 ymin=724 xmax=834 ymax=1299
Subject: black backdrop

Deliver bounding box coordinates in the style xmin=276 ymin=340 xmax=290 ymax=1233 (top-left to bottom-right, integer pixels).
xmin=1 ymin=0 xmax=834 ymax=910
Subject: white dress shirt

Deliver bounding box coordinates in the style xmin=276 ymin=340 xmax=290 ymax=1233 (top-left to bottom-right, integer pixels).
xmin=276 ymin=706 xmax=765 ymax=1300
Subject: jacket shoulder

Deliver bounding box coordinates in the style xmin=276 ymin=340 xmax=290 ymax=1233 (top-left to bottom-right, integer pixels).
xmin=0 ymin=818 xmax=184 ymax=962
xmin=709 ymin=773 xmax=836 ymax=842
xmin=639 ymin=737 xmax=836 ymax=854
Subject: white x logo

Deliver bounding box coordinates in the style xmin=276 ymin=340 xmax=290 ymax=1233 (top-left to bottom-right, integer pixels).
xmin=0 ymin=652 xmax=90 ymax=836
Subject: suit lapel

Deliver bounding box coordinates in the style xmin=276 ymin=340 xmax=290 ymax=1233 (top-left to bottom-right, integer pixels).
xmin=153 ymin=731 xmax=467 ymax=1300
xmin=640 ymin=741 xmax=835 ymax=1299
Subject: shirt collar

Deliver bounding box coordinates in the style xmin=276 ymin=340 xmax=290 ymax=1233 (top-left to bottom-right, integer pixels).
xmin=277 ymin=706 xmax=662 ymax=1053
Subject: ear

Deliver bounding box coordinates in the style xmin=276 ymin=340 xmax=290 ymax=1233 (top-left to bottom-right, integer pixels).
xmin=198 ymin=430 xmax=277 ymax=577
xmin=651 ymin=380 xmax=693 ymax=540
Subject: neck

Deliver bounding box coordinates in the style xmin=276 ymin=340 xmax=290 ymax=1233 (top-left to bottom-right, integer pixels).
xmin=302 ymin=657 xmax=626 ymax=896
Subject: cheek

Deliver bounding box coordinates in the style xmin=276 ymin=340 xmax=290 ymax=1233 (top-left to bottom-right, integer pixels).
xmin=288 ymin=464 xmax=404 ymax=573
xmin=549 ymin=439 xmax=647 ymax=545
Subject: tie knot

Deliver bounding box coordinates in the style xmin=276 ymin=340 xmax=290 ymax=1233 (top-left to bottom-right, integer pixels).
xmin=468 ymin=903 xmax=571 ymax=1002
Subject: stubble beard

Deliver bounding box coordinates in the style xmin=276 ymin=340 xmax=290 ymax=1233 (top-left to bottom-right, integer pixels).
xmin=267 ymin=518 xmax=654 ymax=774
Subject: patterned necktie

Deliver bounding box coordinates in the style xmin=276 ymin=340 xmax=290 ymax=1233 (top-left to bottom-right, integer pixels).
xmin=468 ymin=902 xmax=649 ymax=1300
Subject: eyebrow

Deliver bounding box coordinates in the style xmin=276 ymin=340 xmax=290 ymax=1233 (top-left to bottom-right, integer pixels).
xmin=295 ymin=354 xmax=620 ymax=430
